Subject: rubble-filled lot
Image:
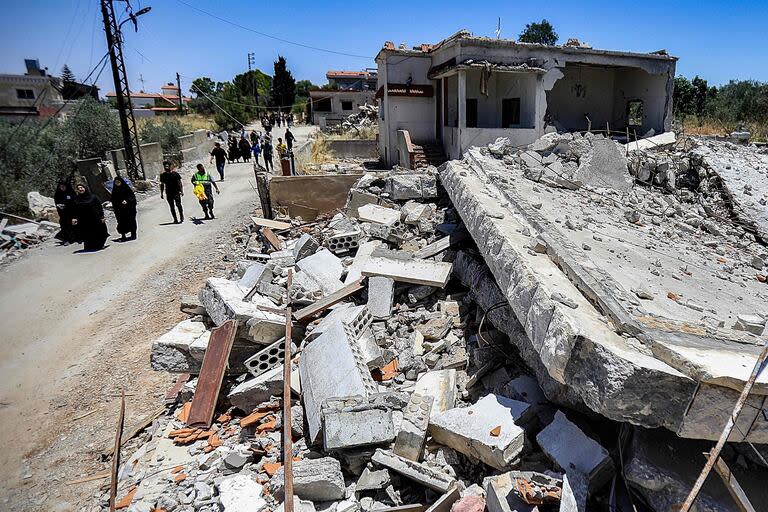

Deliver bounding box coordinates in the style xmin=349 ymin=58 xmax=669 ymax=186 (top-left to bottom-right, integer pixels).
xmin=90 ymin=135 xmax=768 ymax=512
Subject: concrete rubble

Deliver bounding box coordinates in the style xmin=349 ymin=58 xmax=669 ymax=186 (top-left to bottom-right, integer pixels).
xmin=97 ymin=135 xmax=768 ymax=512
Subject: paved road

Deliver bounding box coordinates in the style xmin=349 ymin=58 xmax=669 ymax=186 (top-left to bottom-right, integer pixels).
xmin=0 ymin=124 xmax=315 ymax=508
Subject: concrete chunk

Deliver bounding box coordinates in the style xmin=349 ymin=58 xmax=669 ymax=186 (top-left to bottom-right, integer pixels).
xmin=344 ymin=240 xmax=382 ymax=284
xmin=429 ymin=394 xmax=530 ymax=470
xmin=323 ymin=404 xmax=395 ymax=450
xmin=199 ymin=277 xmax=284 ymax=343
xmin=237 ymin=263 xmax=272 ymax=291
xmin=362 ymin=256 xmax=452 ymax=288
xmin=150 ymin=319 xmax=208 ymax=372
xmin=358 ymin=204 xmax=401 ymax=226
xmin=218 ymin=474 xmax=267 ymax=512
xmin=371 ymin=449 xmax=456 ymax=493
xmin=393 ymin=393 xmax=433 ymax=461
xmin=293 ymin=233 xmax=320 ymax=261
xmin=299 ymin=320 xmax=377 ymax=443
xmin=227 ymin=365 xmax=283 ymax=412
xmin=296 ymin=249 xmax=344 ymax=295
xmin=272 ymin=457 xmax=346 ymax=501
xmin=412 ymin=370 xmax=457 ymax=418
xmin=368 ymin=276 xmax=395 ymax=320
xmin=536 ymin=411 xmax=613 ymax=489
xmin=385 ymin=173 xmax=438 ymax=201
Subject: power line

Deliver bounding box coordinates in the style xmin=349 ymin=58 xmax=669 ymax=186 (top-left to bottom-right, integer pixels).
xmin=189 ymin=82 xmax=245 ymax=127
xmin=174 ymin=0 xmax=373 ymax=60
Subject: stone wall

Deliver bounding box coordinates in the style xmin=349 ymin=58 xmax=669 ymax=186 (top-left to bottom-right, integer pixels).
xmin=326 ymin=139 xmax=378 ymax=159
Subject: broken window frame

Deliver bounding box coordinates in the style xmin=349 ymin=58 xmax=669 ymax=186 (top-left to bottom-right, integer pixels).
xmin=627 ymin=99 xmax=644 ymax=127
xmin=314 ymin=97 xmax=332 ymax=112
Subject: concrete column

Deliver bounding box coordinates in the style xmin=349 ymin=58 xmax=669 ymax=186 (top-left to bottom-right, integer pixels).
xmin=457 ymin=70 xmax=466 ymax=157
xmin=380 ymin=60 xmax=391 ymax=166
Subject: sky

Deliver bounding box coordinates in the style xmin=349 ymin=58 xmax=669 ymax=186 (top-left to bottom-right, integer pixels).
xmin=1 ymin=0 xmax=767 ymax=97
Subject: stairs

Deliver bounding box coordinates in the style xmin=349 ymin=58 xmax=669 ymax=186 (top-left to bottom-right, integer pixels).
xmin=411 ymin=141 xmax=448 ymax=169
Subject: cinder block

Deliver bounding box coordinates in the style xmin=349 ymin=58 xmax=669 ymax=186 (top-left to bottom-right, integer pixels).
xmin=393 ymin=393 xmax=433 ymax=461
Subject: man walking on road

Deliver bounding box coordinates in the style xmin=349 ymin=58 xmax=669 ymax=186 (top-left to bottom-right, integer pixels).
xmin=191 ymin=164 xmax=220 ymax=220
xmin=210 ymin=142 xmax=227 ymax=181
xmin=285 ymin=127 xmax=295 ymax=150
xmin=262 ymin=136 xmax=274 ymax=173
xmin=159 ymin=161 xmax=184 ymax=224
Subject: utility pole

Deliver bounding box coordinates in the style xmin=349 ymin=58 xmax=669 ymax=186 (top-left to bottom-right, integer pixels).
xmin=247 ymin=52 xmax=258 ymax=105
xmin=176 ymin=72 xmax=184 ymax=114
xmin=100 ymin=0 xmax=150 ymax=181
xmin=138 ymin=73 xmax=145 ymax=91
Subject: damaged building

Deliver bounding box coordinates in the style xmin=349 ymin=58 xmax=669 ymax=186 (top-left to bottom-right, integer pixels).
xmin=376 ymin=30 xmax=676 ymax=167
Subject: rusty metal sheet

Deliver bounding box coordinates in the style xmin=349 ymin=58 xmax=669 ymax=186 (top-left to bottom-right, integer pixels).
xmin=186 ymin=320 xmax=238 ymax=428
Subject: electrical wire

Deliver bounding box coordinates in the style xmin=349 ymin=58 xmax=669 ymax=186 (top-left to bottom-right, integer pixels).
xmin=175 ymin=0 xmax=373 ymax=59
xmin=189 ymin=82 xmax=246 ymax=127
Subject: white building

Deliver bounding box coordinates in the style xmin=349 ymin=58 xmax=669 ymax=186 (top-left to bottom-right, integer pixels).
xmin=376 ymin=30 xmax=677 ymax=167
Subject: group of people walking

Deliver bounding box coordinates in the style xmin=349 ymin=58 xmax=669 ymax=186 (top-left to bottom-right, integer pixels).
xmin=54 ymin=176 xmax=136 ymax=252
xmin=53 ymin=123 xmax=298 ymax=254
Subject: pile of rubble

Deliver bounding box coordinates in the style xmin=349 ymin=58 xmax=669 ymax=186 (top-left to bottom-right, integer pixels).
xmin=90 ymin=131 xmax=768 ymax=512
xmin=336 ymin=104 xmax=378 ymax=135
xmin=95 ymin=166 xmax=639 ymax=512
xmin=0 ymin=215 xmax=59 ymax=263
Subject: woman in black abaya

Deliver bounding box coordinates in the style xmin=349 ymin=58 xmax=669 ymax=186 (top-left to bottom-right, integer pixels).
xmin=53 ymin=180 xmax=76 ymax=244
xmin=72 ymin=184 xmax=109 ymax=251
xmin=110 ymin=175 xmax=137 ymax=241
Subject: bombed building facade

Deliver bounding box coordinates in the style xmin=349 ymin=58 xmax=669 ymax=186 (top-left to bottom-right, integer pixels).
xmin=376 ymin=30 xmax=676 ymax=167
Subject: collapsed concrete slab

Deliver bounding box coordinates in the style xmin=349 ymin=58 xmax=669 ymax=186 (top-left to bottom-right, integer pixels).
xmin=429 ymin=394 xmax=531 ymax=470
xmin=693 ymin=139 xmax=768 ymax=242
xmin=299 ymin=320 xmax=378 ymax=443
xmin=441 ymin=150 xmax=768 ymax=442
xmin=200 ymin=277 xmax=285 ymax=344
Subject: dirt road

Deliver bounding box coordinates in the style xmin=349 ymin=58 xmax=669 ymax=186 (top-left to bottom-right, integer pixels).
xmin=0 ymin=125 xmax=314 ymax=510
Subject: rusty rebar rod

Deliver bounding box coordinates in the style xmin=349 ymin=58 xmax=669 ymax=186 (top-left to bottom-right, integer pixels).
xmin=109 ymin=390 xmax=126 ymax=512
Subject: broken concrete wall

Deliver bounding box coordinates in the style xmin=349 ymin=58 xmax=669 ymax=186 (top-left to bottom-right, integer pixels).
xmin=326 ymin=139 xmax=378 ymax=160
xmin=269 ymin=174 xmax=363 ymax=220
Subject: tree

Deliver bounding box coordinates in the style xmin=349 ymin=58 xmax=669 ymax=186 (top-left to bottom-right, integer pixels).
xmin=61 ymin=64 xmax=76 ymax=84
xmin=189 ymin=77 xmax=220 ymax=115
xmin=518 ymin=19 xmax=558 ymax=45
xmin=270 ymin=56 xmax=296 ymax=113
xmin=295 ymin=80 xmax=315 ymax=98
xmin=233 ymin=70 xmax=272 ymax=105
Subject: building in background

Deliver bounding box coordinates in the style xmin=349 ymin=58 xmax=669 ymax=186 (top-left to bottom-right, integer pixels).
xmin=0 ymin=59 xmax=100 ymax=120
xmin=308 ymin=69 xmax=378 ymax=127
xmin=376 ymin=30 xmax=676 ymax=166
xmin=106 ymin=82 xmax=191 ymax=117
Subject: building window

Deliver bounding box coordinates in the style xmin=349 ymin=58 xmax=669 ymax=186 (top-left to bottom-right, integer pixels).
xmin=16 ymin=89 xmax=35 ymax=100
xmin=466 ymin=98 xmax=478 ymax=128
xmin=502 ymin=98 xmax=521 ymax=128
xmin=315 ymin=98 xmax=332 ymax=112
xmin=341 ymin=100 xmax=353 ymax=111
xmin=627 ymin=100 xmax=644 ymax=126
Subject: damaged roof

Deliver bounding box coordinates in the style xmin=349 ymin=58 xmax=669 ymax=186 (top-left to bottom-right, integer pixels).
xmin=377 ymin=28 xmax=678 ymax=62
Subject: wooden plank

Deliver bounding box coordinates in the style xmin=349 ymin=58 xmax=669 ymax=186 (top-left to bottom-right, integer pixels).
xmin=0 ymin=210 xmax=41 ymax=224
xmin=680 ymin=339 xmax=768 ymax=512
xmin=165 ymin=373 xmax=190 ymax=405
xmin=65 ymin=472 xmax=111 ymax=485
xmin=283 ymin=269 xmax=294 ymax=512
xmin=109 ymin=391 xmax=125 ymax=512
xmin=0 ymin=218 xmax=8 ymax=233
xmin=255 ymin=172 xmax=273 ymax=219
xmin=186 ymin=320 xmax=238 ymax=428
xmin=712 ymin=456 xmax=756 ymax=512
xmin=293 ymin=279 xmax=365 ymax=322
xmin=103 ymin=406 xmax=167 ymax=457
xmin=250 ymin=216 xmax=291 ymax=231
xmin=261 ymin=227 xmax=283 ymax=251
xmin=412 ymin=230 xmax=470 ymax=259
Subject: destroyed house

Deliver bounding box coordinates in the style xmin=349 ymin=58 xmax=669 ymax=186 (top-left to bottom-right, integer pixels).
xmin=309 ymin=69 xmax=378 ymax=127
xmin=376 ymin=30 xmax=676 ymax=166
